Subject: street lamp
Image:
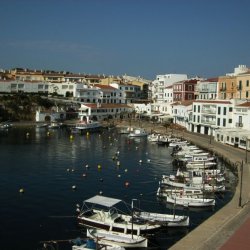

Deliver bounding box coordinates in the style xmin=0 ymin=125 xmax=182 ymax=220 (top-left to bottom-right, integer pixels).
xmin=234 ymin=160 xmax=243 ymax=207
xmin=243 ymin=136 xmax=248 ymax=163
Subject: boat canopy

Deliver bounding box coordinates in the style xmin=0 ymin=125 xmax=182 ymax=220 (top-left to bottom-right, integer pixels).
xmin=85 ymin=195 xmax=122 ymax=207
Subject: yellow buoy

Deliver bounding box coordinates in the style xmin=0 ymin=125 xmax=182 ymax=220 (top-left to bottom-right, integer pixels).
xmin=86 ymin=132 xmax=90 ymax=136
xmin=70 ymin=135 xmax=74 ymax=140
xmin=19 ymin=188 xmax=24 ymax=193
xmin=98 ymin=164 xmax=102 ymax=170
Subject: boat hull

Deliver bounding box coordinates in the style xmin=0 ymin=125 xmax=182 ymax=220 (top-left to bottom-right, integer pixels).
xmin=87 ymin=229 xmax=148 ymax=248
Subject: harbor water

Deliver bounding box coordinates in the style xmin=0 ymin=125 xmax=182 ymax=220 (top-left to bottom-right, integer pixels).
xmin=0 ymin=127 xmax=235 ymax=250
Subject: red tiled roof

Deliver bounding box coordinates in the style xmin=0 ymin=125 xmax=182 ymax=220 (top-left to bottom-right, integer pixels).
xmin=200 ymin=78 xmax=218 ymax=82
xmin=171 ymin=100 xmax=194 ymax=106
xmin=194 ymin=100 xmax=232 ymax=104
xmin=236 ymin=102 xmax=250 ymax=107
xmin=95 ymin=84 xmax=116 ymax=90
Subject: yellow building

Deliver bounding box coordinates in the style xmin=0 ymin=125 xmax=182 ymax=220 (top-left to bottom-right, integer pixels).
xmin=236 ymin=73 xmax=250 ymax=99
xmin=218 ymin=75 xmax=237 ymax=99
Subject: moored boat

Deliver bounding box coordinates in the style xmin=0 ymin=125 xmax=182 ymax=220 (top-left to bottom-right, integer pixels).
xmin=164 ymin=193 xmax=216 ymax=207
xmin=128 ymin=128 xmax=148 ymax=137
xmin=76 ymin=195 xmax=162 ymax=235
xmin=87 ymin=228 xmax=148 ymax=248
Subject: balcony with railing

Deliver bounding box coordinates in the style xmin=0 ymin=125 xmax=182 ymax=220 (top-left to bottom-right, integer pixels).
xmin=201 ymin=108 xmax=216 ymax=114
xmin=200 ymin=118 xmax=216 ymax=126
xmin=236 ymin=122 xmax=243 ymax=128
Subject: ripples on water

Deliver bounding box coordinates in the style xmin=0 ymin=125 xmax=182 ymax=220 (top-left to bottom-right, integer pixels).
xmin=0 ymin=127 xmax=235 ymax=250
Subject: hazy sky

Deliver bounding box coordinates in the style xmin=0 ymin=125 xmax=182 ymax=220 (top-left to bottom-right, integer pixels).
xmin=1 ymin=0 xmax=250 ymax=79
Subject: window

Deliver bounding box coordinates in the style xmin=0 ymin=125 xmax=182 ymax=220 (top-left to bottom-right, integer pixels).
xmin=218 ymin=107 xmax=221 ymax=115
xmin=223 ymin=107 xmax=226 ymax=115
xmin=229 ymin=119 xmax=232 ymax=123
xmin=229 ymin=107 xmax=233 ymax=112
xmin=198 ymin=105 xmax=200 ymax=113
xmin=198 ymin=116 xmax=200 ymax=123
xmin=246 ymin=91 xmax=249 ymax=98
xmin=247 ymin=80 xmax=249 ymax=87
xmin=217 ymin=118 xmax=220 ymax=126
xmin=239 ymin=80 xmax=242 ymax=90
xmin=223 ymin=118 xmax=226 ymax=127
xmin=193 ymin=115 xmax=196 ymax=122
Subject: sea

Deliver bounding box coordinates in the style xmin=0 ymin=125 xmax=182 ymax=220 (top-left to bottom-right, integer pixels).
xmin=0 ymin=126 xmax=236 ymax=250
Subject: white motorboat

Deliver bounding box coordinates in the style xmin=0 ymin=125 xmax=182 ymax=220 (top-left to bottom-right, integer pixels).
xmin=128 ymin=128 xmax=148 ymax=137
xmin=48 ymin=122 xmax=61 ymax=129
xmin=169 ymin=140 xmax=188 ymax=147
xmin=77 ymin=195 xmax=161 ymax=235
xmin=119 ymin=127 xmax=134 ymax=134
xmin=87 ymin=228 xmax=148 ymax=248
xmin=133 ymin=211 xmax=189 ymax=227
xmin=75 ymin=119 xmax=102 ymax=132
xmin=164 ymin=193 xmax=216 ymax=207
xmin=159 ymin=175 xmax=226 ymax=193
xmin=186 ymin=161 xmax=217 ymax=169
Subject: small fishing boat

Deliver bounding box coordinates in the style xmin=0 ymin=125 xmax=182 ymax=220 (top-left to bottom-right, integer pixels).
xmin=119 ymin=127 xmax=134 ymax=134
xmin=164 ymin=193 xmax=216 ymax=207
xmin=75 ymin=118 xmax=102 ymax=133
xmin=128 ymin=128 xmax=148 ymax=137
xmin=72 ymin=237 xmax=125 ymax=250
xmin=48 ymin=122 xmax=61 ymax=129
xmin=87 ymin=228 xmax=148 ymax=248
xmin=133 ymin=211 xmax=189 ymax=227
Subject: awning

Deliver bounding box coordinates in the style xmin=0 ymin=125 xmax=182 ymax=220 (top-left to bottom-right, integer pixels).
xmin=84 ymin=195 xmax=122 ymax=207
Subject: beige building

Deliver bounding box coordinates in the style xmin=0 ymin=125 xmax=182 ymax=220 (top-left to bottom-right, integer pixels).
xmin=236 ymin=72 xmax=250 ymax=99
xmin=218 ymin=75 xmax=237 ymax=100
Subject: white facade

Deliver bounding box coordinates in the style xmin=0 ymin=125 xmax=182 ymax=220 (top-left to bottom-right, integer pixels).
xmin=164 ymin=86 xmax=173 ymax=103
xmin=110 ymin=83 xmax=141 ymax=104
xmin=189 ymin=100 xmax=234 ymax=135
xmin=172 ymin=102 xmax=192 ymax=130
xmin=226 ymin=65 xmax=249 ymax=76
xmin=132 ymin=103 xmax=152 ymax=115
xmin=0 ymin=80 xmax=49 ymax=93
xmin=35 ymin=110 xmax=66 ymax=122
xmin=151 ymin=74 xmax=188 ymax=103
xmin=195 ymin=79 xmax=218 ymax=100
xmin=78 ymin=103 xmax=132 ymax=121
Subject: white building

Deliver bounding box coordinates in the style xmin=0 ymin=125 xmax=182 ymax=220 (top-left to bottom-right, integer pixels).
xmin=151 ymin=74 xmax=188 ymax=103
xmin=226 ymin=65 xmax=249 ymax=76
xmin=171 ymin=101 xmax=193 ymax=129
xmin=195 ymin=78 xmax=218 ymax=100
xmin=110 ymin=83 xmax=142 ymax=104
xmin=0 ymin=80 xmax=49 ymax=93
xmin=78 ymin=103 xmax=132 ymax=121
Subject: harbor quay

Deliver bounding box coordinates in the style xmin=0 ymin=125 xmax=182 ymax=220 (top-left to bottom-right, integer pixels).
xmin=11 ymin=119 xmax=250 ymax=249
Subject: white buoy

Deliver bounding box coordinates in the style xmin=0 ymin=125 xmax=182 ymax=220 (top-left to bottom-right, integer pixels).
xmin=72 ymin=185 xmax=76 ymax=190
xmin=85 ymin=164 xmax=89 ymax=168
xmin=147 ymin=159 xmax=151 ymax=162
xmin=99 ymin=190 xmax=103 ymax=195
xmin=139 ymin=160 xmax=142 ymax=164
xmin=19 ymin=188 xmax=24 ymax=194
